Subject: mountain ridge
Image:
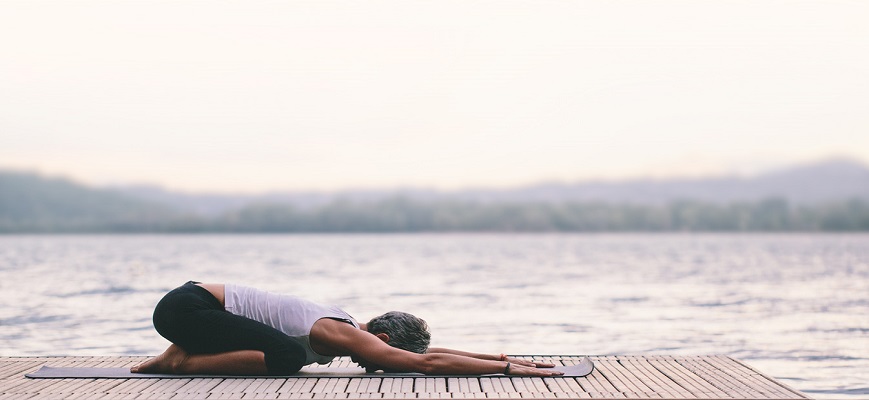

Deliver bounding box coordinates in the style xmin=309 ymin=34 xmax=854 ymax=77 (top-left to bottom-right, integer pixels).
xmin=3 ymin=158 xmax=868 ymax=232
xmin=110 ymin=158 xmax=869 ymax=216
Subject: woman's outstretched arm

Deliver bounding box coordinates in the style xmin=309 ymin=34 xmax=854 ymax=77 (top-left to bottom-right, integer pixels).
xmin=317 ymin=319 xmax=562 ymax=376
xmin=426 ymin=348 xmax=555 ymax=368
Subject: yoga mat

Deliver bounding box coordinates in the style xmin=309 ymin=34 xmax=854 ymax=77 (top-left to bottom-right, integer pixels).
xmin=26 ymin=357 xmax=594 ymax=379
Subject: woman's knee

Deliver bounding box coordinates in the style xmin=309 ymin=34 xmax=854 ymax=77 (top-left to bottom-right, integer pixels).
xmin=152 ymin=282 xmax=225 ymax=341
xmin=264 ymin=343 xmax=307 ymax=375
xmin=152 ymin=292 xmax=185 ymax=342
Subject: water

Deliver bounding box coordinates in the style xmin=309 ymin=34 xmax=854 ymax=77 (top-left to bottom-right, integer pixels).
xmin=0 ymin=234 xmax=866 ymax=398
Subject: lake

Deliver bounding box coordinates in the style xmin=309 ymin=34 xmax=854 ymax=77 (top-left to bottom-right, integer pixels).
xmin=0 ymin=233 xmax=866 ymax=398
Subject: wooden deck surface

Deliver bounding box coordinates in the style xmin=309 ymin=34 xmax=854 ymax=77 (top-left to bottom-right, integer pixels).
xmin=0 ymin=355 xmax=810 ymax=400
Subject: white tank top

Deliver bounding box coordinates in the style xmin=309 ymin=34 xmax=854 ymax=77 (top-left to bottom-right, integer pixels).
xmin=223 ymin=284 xmax=359 ymax=365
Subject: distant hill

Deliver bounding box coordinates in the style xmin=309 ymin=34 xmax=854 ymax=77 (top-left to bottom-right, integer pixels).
xmin=2 ymin=158 xmax=868 ymax=232
xmin=0 ymin=171 xmax=180 ymax=232
xmin=455 ymin=158 xmax=869 ymax=205
xmin=113 ymin=158 xmax=869 ymax=215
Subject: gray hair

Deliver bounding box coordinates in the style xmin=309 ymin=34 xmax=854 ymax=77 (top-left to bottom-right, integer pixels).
xmin=367 ymin=311 xmax=431 ymax=354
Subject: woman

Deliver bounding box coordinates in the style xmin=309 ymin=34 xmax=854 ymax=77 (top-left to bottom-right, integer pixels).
xmin=132 ymin=281 xmax=563 ymax=377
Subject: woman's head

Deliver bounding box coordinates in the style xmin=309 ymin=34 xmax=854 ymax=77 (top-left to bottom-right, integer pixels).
xmin=367 ymin=311 xmax=431 ymax=354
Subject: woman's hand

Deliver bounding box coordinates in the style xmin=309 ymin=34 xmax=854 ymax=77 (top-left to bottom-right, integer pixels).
xmin=504 ymin=363 xmax=564 ymax=377
xmin=505 ymin=356 xmax=555 ymax=368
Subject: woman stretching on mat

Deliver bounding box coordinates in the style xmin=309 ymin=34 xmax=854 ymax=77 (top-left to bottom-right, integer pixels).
xmin=131 ymin=281 xmax=562 ymax=377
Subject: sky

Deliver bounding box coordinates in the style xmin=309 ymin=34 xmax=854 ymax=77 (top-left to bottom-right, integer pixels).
xmin=1 ymin=1 xmax=867 ymax=193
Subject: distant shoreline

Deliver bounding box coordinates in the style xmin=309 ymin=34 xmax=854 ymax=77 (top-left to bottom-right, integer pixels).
xmin=2 ymin=197 xmax=868 ymax=233
xmin=3 ymin=160 xmax=869 ymax=233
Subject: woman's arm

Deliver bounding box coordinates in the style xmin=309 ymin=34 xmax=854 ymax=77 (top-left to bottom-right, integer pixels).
xmin=427 ymin=348 xmax=555 ymax=368
xmin=318 ymin=320 xmax=562 ymax=376
xmin=427 ymin=347 xmax=499 ymax=359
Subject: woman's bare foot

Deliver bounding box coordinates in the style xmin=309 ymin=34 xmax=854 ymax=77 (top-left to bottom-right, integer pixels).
xmin=131 ymin=344 xmax=190 ymax=374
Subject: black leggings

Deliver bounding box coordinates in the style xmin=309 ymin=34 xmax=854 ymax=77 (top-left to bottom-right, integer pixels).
xmin=152 ymin=281 xmax=306 ymax=375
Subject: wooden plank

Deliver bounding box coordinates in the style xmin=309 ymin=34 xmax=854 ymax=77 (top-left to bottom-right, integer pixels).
xmin=682 ymin=357 xmax=746 ymax=395
xmin=422 ymin=378 xmax=442 ymax=394
xmin=398 ymin=378 xmax=413 ymax=393
xmin=715 ymin=356 xmax=806 ymax=399
xmin=279 ymin=378 xmax=307 ymax=393
xmin=510 ymin=377 xmax=529 ymax=393
xmin=333 ymin=378 xmax=351 ymax=394
xmin=447 ymin=378 xmax=460 ymax=393
xmin=577 ymin=369 xmax=608 ymax=394
xmin=635 ymin=356 xmax=694 ymax=398
xmin=465 ymin=378 xmax=482 ymax=393
xmin=344 ymin=378 xmax=362 ymax=393
xmin=239 ymin=378 xmax=270 ymax=393
xmin=433 ymin=378 xmax=446 ymax=393
xmin=311 ymin=378 xmax=332 ymax=394
xmin=479 ymin=377 xmax=499 ymax=393
xmin=658 ymin=356 xmax=728 ymax=397
xmin=677 ymin=356 xmax=737 ymax=397
xmin=497 ymin=377 xmax=517 ymax=393
xmin=617 ymin=356 xmax=678 ymax=399
xmin=1 ymin=374 xmax=51 ymax=394
xmin=251 ymin=392 xmax=281 ymax=399
xmin=525 ymin=377 xmax=549 ymax=393
xmin=542 ymin=376 xmax=570 ymax=394
xmin=68 ymin=377 xmax=125 ymax=396
xmin=361 ymin=378 xmax=382 ymax=393
xmin=458 ymin=378 xmax=471 ymax=393
xmin=298 ymin=377 xmax=321 ymax=394
xmin=0 ymin=376 xmax=34 ymax=393
xmin=145 ymin=377 xmax=196 ymax=395
xmin=637 ymin=357 xmax=693 ymax=398
xmin=647 ymin=357 xmax=714 ymax=398
xmin=412 ymin=378 xmax=425 ymax=394
xmin=706 ymin=356 xmax=788 ymax=399
xmin=0 ymin=360 xmax=43 ymax=379
xmin=595 ymin=358 xmax=646 ymax=395
xmin=587 ymin=365 xmax=621 ymax=393
xmin=378 ymin=378 xmax=393 ymax=394
xmin=494 ymin=377 xmax=512 ymax=393
xmin=258 ymin=377 xmax=289 ymax=394
xmin=211 ymin=378 xmax=247 ymax=393
xmin=177 ymin=377 xmax=224 ymax=395
xmin=644 ymin=357 xmax=710 ymax=398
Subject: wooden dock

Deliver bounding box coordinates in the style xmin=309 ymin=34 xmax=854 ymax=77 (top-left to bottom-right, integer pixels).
xmin=1 ymin=355 xmax=810 ymax=399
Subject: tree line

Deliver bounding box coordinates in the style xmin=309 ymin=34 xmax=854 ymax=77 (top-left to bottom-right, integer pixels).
xmin=2 ymin=196 xmax=867 ymax=233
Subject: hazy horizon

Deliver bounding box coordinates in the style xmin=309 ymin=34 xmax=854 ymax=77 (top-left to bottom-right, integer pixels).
xmin=2 ymin=1 xmax=868 ymax=192
xmin=1 ymin=156 xmax=862 ymax=196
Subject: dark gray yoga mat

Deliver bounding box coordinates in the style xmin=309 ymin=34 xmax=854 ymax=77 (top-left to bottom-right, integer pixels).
xmin=26 ymin=357 xmax=594 ymax=379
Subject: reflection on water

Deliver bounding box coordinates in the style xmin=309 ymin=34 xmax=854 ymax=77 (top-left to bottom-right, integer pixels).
xmin=0 ymin=234 xmax=867 ymax=399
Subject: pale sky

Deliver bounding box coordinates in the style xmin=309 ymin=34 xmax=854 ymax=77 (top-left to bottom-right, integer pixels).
xmin=1 ymin=1 xmax=867 ymax=192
